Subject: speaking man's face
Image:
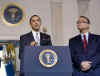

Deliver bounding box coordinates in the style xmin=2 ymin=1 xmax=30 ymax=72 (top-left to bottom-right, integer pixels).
xmin=77 ymin=17 xmax=89 ymax=31
xmin=30 ymin=16 xmax=41 ymax=31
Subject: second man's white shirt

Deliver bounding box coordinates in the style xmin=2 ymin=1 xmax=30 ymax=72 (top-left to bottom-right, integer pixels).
xmin=81 ymin=32 xmax=89 ymax=43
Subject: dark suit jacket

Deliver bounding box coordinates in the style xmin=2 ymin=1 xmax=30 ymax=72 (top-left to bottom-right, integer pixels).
xmin=69 ymin=33 xmax=100 ymax=76
xmin=19 ymin=31 xmax=52 ymax=59
xmin=19 ymin=31 xmax=52 ymax=76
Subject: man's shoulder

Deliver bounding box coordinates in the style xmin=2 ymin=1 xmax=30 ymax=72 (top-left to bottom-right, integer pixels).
xmin=69 ymin=34 xmax=80 ymax=42
xmin=40 ymin=32 xmax=51 ymax=38
xmin=89 ymin=33 xmax=100 ymax=41
xmin=90 ymin=33 xmax=100 ymax=38
xmin=20 ymin=31 xmax=32 ymax=39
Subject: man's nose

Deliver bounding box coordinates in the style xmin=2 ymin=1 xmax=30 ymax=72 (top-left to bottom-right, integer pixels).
xmin=35 ymin=21 xmax=38 ymax=24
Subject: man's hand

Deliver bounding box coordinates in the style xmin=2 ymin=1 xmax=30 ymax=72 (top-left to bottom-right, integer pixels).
xmin=81 ymin=61 xmax=92 ymax=71
xmin=30 ymin=41 xmax=37 ymax=46
xmin=5 ymin=56 xmax=10 ymax=63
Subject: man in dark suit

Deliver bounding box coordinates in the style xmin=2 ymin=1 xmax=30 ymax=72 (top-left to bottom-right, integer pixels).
xmin=69 ymin=16 xmax=100 ymax=76
xmin=19 ymin=15 xmax=52 ymax=76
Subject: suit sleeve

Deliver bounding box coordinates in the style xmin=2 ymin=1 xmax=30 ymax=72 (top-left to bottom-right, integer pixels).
xmin=89 ymin=38 xmax=100 ymax=69
xmin=19 ymin=36 xmax=25 ymax=59
xmin=19 ymin=36 xmax=26 ymax=75
xmin=48 ymin=35 xmax=52 ymax=45
xmin=69 ymin=39 xmax=82 ymax=69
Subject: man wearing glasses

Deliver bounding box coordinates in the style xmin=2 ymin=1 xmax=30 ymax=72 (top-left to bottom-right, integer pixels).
xmin=69 ymin=16 xmax=100 ymax=76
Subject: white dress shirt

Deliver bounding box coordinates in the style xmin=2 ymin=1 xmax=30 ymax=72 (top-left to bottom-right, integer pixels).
xmin=32 ymin=30 xmax=40 ymax=46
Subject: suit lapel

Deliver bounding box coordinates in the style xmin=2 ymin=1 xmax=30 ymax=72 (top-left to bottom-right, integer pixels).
xmin=28 ymin=31 xmax=35 ymax=42
xmin=40 ymin=32 xmax=43 ymax=45
xmin=88 ymin=33 xmax=92 ymax=48
xmin=88 ymin=33 xmax=96 ymax=54
xmin=76 ymin=35 xmax=85 ymax=52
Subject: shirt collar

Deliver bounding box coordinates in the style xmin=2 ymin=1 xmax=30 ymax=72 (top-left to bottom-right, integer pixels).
xmin=32 ymin=30 xmax=40 ymax=36
xmin=81 ymin=32 xmax=89 ymax=42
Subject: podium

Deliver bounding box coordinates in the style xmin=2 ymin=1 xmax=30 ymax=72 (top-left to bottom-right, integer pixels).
xmin=22 ymin=46 xmax=73 ymax=76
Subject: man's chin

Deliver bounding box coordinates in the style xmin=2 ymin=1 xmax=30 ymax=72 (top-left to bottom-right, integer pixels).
xmin=78 ymin=28 xmax=84 ymax=31
xmin=32 ymin=28 xmax=40 ymax=31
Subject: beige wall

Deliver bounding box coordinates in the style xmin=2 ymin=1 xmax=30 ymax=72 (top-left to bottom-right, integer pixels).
xmin=0 ymin=0 xmax=52 ymax=40
xmin=51 ymin=0 xmax=100 ymax=45
xmin=0 ymin=0 xmax=100 ymax=44
xmin=88 ymin=0 xmax=100 ymax=34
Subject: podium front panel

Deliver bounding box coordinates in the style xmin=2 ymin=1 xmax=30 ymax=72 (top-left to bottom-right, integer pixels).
xmin=22 ymin=46 xmax=72 ymax=76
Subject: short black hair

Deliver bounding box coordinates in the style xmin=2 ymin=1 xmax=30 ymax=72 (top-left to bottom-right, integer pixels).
xmin=80 ymin=16 xmax=90 ymax=24
xmin=29 ymin=15 xmax=41 ymax=24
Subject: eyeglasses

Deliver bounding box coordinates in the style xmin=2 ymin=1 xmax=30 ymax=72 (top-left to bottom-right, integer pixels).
xmin=77 ymin=21 xmax=88 ymax=24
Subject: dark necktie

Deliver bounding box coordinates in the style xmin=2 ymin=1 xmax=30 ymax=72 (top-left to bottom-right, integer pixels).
xmin=83 ymin=35 xmax=88 ymax=51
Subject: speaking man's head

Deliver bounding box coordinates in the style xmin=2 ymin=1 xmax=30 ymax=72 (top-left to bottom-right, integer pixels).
xmin=30 ymin=15 xmax=41 ymax=32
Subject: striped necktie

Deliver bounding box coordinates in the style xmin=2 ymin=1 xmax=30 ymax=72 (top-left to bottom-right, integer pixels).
xmin=36 ymin=33 xmax=40 ymax=46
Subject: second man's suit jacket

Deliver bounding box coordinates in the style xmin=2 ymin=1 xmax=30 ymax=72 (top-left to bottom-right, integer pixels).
xmin=69 ymin=33 xmax=100 ymax=76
